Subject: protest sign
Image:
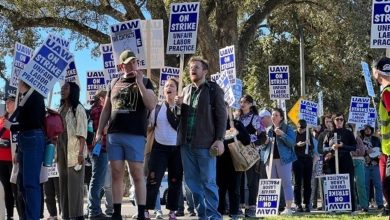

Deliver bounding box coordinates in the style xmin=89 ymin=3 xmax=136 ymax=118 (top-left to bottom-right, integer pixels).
xmin=49 ymin=34 xmax=70 ymax=49
xmin=166 ymin=2 xmax=200 ymax=54
xmin=86 ymin=71 xmax=106 ymax=103
xmin=48 ymin=163 xmax=59 ymax=178
xmin=210 ymin=73 xmax=221 ymax=82
xmin=318 ymin=91 xmax=324 ymax=117
xmin=20 ymin=36 xmax=72 ymax=97
xmin=231 ymin=79 xmax=242 ymax=110
xmin=216 ymin=72 xmax=235 ymax=106
xmin=61 ymin=58 xmax=80 ymax=86
xmin=219 ymin=45 xmax=236 ymax=84
xmin=347 ymin=96 xmax=370 ymax=125
xmin=141 ymin=20 xmax=165 ymax=69
xmin=300 ymin=100 xmax=318 ymax=127
xmin=110 ymin=19 xmax=146 ymax=69
xmin=269 ymin=66 xmax=290 ymax=100
xmin=314 ymin=155 xmax=324 ymax=178
xmin=256 ymin=179 xmax=281 ymax=217
xmin=158 ymin=67 xmax=180 ymax=101
xmin=361 ymin=62 xmax=375 ymax=97
xmin=367 ymin=107 xmax=377 ymax=128
xmin=324 ymin=174 xmax=352 ymax=211
xmin=371 ymin=0 xmax=390 ymax=48
xmin=5 ymin=82 xmax=17 ymax=98
xmin=100 ymin=44 xmax=118 ymax=80
xmin=10 ymin=43 xmax=33 ymax=88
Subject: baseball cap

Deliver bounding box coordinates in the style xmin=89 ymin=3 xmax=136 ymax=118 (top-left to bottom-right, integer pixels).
xmin=374 ymin=57 xmax=390 ymax=75
xmin=119 ymin=50 xmax=137 ymax=64
xmin=259 ymin=109 xmax=271 ymax=118
xmin=4 ymin=95 xmax=16 ymax=101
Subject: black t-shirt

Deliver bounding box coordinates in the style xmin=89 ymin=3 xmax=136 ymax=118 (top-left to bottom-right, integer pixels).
xmin=273 ymin=132 xmax=280 ymax=159
xmin=18 ymin=90 xmax=45 ymax=131
xmin=107 ymin=77 xmax=154 ymax=136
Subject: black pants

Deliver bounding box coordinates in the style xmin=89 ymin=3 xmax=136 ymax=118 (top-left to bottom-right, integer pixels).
xmin=292 ymin=156 xmax=313 ymax=206
xmin=240 ymin=163 xmax=260 ymax=207
xmin=216 ymin=148 xmax=242 ymax=215
xmin=146 ymin=141 xmax=183 ymax=211
xmin=44 ymin=177 xmax=61 ymax=216
xmin=327 ymin=154 xmax=356 ymax=211
xmin=0 ymin=161 xmax=18 ymax=218
xmin=384 ymin=156 xmax=390 ymax=210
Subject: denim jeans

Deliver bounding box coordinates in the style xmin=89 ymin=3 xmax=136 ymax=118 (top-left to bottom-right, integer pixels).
xmin=88 ymin=152 xmax=108 ymax=217
xmin=181 ymin=144 xmax=221 ymax=220
xmin=365 ymin=165 xmax=384 ymax=207
xmin=178 ymin=181 xmax=195 ymax=213
xmin=103 ymin=165 xmax=113 ymax=215
xmin=353 ymin=159 xmax=368 ymax=209
xmin=18 ymin=129 xmax=45 ymax=220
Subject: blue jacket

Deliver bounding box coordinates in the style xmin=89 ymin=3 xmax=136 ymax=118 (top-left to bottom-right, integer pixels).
xmin=261 ymin=123 xmax=297 ymax=165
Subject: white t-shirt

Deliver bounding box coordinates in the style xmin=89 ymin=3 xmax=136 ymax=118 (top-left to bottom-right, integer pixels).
xmin=153 ymin=104 xmax=177 ymax=146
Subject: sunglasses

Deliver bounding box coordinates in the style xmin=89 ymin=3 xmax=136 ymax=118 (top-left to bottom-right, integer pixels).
xmin=335 ymin=118 xmax=344 ymax=122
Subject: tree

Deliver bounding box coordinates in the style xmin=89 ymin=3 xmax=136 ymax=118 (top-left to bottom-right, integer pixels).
xmin=0 ymin=0 xmax=295 ymax=77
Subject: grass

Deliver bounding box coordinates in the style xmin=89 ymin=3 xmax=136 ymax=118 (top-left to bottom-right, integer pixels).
xmin=260 ymin=213 xmax=389 ymax=220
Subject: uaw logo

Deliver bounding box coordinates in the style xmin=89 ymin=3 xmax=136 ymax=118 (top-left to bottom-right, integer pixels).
xmin=383 ymin=64 xmax=390 ymax=71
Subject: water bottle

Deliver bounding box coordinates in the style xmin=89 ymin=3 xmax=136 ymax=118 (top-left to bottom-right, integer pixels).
xmin=92 ymin=140 xmax=102 ymax=157
xmin=43 ymin=143 xmax=55 ymax=167
xmin=88 ymin=120 xmax=93 ymax=133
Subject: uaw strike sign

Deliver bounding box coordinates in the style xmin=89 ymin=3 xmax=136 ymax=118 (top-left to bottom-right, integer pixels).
xmin=158 ymin=67 xmax=180 ymax=101
xmin=300 ymin=100 xmax=318 ymax=127
xmin=20 ymin=36 xmax=72 ymax=97
xmin=86 ymin=71 xmax=107 ymax=103
xmin=347 ymin=96 xmax=370 ymax=125
xmin=110 ymin=19 xmax=146 ymax=69
xmin=371 ymin=0 xmax=390 ymax=48
xmin=219 ymin=45 xmax=236 ymax=84
xmin=269 ymin=66 xmax=290 ymax=100
xmin=10 ymin=43 xmax=33 ymax=88
xmin=100 ymin=44 xmax=118 ymax=80
xmin=361 ymin=62 xmax=375 ymax=97
xmin=256 ymin=179 xmax=281 ymax=216
xmin=324 ymin=174 xmax=352 ymax=211
xmin=141 ymin=20 xmax=165 ymax=69
xmin=166 ymin=2 xmax=200 ymax=54
xmin=367 ymin=107 xmax=377 ymax=128
xmin=61 ymin=58 xmax=80 ymax=86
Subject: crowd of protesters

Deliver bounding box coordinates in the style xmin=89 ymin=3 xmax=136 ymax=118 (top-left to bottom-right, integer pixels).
xmin=1 ymin=53 xmax=390 ymax=220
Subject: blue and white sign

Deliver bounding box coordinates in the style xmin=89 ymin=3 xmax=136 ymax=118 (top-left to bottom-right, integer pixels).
xmin=367 ymin=107 xmax=377 ymax=128
xmin=216 ymin=72 xmax=235 ymax=106
xmin=86 ymin=71 xmax=106 ymax=103
xmin=347 ymin=96 xmax=370 ymax=125
xmin=100 ymin=44 xmax=118 ymax=81
xmin=61 ymin=58 xmax=80 ymax=86
xmin=231 ymin=79 xmax=242 ymax=110
xmin=299 ymin=100 xmax=318 ymax=127
xmin=110 ymin=19 xmax=146 ymax=69
xmin=361 ymin=62 xmax=375 ymax=97
xmin=20 ymin=36 xmax=72 ymax=97
xmin=210 ymin=73 xmax=221 ymax=82
xmin=256 ymin=179 xmax=281 ymax=217
xmin=10 ymin=43 xmax=33 ymax=88
xmin=324 ymin=174 xmax=352 ymax=211
xmin=141 ymin=20 xmax=165 ymax=69
xmin=269 ymin=66 xmax=290 ymax=100
xmin=49 ymin=34 xmax=70 ymax=49
xmin=166 ymin=2 xmax=200 ymax=54
xmin=219 ymin=45 xmax=236 ymax=84
xmin=371 ymin=0 xmax=390 ymax=48
xmin=314 ymin=155 xmax=324 ymax=178
xmin=158 ymin=67 xmax=180 ymax=101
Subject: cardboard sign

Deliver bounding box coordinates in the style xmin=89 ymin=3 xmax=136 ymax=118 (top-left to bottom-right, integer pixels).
xmin=361 ymin=62 xmax=375 ymax=97
xmin=256 ymin=179 xmax=281 ymax=216
xmin=216 ymin=72 xmax=235 ymax=107
xmin=141 ymin=20 xmax=165 ymax=69
xmin=20 ymin=36 xmax=72 ymax=97
xmin=324 ymin=174 xmax=352 ymax=211
xmin=86 ymin=71 xmax=107 ymax=103
xmin=219 ymin=45 xmax=236 ymax=84
xmin=347 ymin=96 xmax=370 ymax=125
xmin=231 ymin=79 xmax=242 ymax=110
xmin=269 ymin=65 xmax=290 ymax=100
xmin=158 ymin=67 xmax=180 ymax=101
xmin=318 ymin=91 xmax=324 ymax=117
xmin=48 ymin=163 xmax=59 ymax=178
xmin=110 ymin=19 xmax=146 ymax=69
xmin=299 ymin=100 xmax=318 ymax=127
xmin=100 ymin=43 xmax=118 ymax=80
xmin=166 ymin=2 xmax=200 ymax=54
xmin=371 ymin=0 xmax=390 ymax=48
xmin=10 ymin=43 xmax=34 ymax=88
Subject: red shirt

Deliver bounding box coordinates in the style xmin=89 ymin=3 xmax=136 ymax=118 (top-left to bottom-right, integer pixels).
xmin=0 ymin=116 xmax=12 ymax=161
xmin=90 ymin=104 xmax=107 ymax=151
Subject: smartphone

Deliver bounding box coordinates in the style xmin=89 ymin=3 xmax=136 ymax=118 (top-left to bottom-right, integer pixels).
xmin=74 ymin=164 xmax=82 ymax=171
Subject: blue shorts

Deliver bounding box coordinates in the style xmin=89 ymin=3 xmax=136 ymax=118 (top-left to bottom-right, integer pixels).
xmin=107 ymin=133 xmax=145 ymax=162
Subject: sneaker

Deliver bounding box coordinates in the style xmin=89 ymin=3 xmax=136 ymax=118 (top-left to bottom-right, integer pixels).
xmin=144 ymin=211 xmax=151 ymax=220
xmin=362 ymin=208 xmax=369 ymax=213
xmin=378 ymin=205 xmax=385 ymax=210
xmin=296 ymin=205 xmax=303 ymax=212
xmin=378 ymin=208 xmax=390 ymax=216
xmin=46 ymin=217 xmax=58 ymax=220
xmin=189 ymin=211 xmax=196 ymax=217
xmin=280 ymin=208 xmax=293 ymax=215
xmin=155 ymin=210 xmax=163 ymax=219
xmin=168 ymin=212 xmax=177 ymax=220
xmin=304 ymin=207 xmax=310 ymax=212
xmin=244 ymin=207 xmax=256 ymax=217
xmin=175 ymin=211 xmax=184 ymax=217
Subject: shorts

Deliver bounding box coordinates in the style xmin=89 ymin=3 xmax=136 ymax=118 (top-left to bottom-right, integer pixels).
xmin=107 ymin=133 xmax=145 ymax=162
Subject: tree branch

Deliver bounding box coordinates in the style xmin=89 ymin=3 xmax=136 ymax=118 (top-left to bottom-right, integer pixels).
xmin=118 ymin=0 xmax=145 ymax=20
xmin=71 ymin=1 xmax=127 ymax=22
